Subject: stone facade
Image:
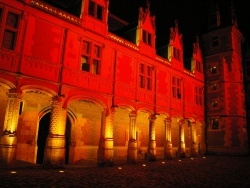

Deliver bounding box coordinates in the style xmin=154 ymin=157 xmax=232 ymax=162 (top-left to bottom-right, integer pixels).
xmin=0 ymin=0 xmax=247 ymax=168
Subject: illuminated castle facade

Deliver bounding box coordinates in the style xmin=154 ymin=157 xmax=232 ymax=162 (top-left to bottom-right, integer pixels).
xmin=0 ymin=0 xmax=248 ymax=167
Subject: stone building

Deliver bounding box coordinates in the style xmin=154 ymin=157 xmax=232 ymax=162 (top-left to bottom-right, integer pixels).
xmin=0 ymin=0 xmax=247 ymax=168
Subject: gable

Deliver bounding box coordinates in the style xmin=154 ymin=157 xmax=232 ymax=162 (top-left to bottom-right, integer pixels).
xmin=169 ymin=21 xmax=183 ymax=50
xmin=139 ymin=7 xmax=155 ymax=34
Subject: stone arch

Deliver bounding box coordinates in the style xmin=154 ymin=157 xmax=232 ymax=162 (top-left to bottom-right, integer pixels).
xmin=0 ymin=80 xmax=16 ymax=132
xmin=170 ymin=116 xmax=183 ymax=156
xmin=15 ymin=86 xmax=57 ymax=164
xmin=36 ymin=106 xmax=74 ymax=164
xmin=111 ymin=105 xmax=132 ymax=162
xmin=113 ymin=105 xmax=132 ymax=146
xmin=66 ymin=96 xmax=105 ymax=164
xmin=136 ymin=110 xmax=151 ymax=149
xmin=0 ymin=78 xmax=16 ymax=90
xmin=66 ymin=95 xmax=107 ymax=111
xmin=154 ymin=114 xmax=166 ymax=150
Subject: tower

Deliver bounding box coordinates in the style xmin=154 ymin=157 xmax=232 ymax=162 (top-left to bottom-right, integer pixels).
xmin=201 ymin=0 xmax=248 ymax=155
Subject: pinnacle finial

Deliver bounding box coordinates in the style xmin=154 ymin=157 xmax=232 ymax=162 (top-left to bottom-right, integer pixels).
xmin=146 ymin=0 xmax=151 ymax=9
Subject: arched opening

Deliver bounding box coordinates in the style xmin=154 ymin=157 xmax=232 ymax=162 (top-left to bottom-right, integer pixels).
xmin=36 ymin=112 xmax=72 ymax=164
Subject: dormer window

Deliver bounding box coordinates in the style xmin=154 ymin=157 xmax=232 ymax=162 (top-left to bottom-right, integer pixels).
xmin=142 ymin=30 xmax=152 ymax=45
xmin=173 ymin=47 xmax=181 ymax=61
xmin=89 ymin=0 xmax=103 ymax=21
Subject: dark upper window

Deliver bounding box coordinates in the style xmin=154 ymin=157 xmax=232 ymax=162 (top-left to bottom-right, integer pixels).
xmin=0 ymin=8 xmax=20 ymax=50
xmin=88 ymin=0 xmax=103 ymax=20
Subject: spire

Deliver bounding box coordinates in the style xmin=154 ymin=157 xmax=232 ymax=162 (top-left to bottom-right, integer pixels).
xmin=146 ymin=0 xmax=151 ymax=9
xmin=208 ymin=0 xmax=220 ymax=30
xmin=228 ymin=0 xmax=238 ymax=27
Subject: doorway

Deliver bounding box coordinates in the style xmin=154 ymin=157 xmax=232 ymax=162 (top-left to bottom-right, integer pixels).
xmin=36 ymin=113 xmax=50 ymax=164
xmin=36 ymin=112 xmax=71 ymax=164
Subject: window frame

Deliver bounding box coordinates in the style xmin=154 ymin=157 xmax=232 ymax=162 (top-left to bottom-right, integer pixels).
xmin=142 ymin=30 xmax=152 ymax=46
xmin=0 ymin=6 xmax=21 ymax=51
xmin=210 ymin=98 xmax=219 ymax=109
xmin=210 ymin=66 xmax=217 ymax=74
xmin=139 ymin=63 xmax=153 ymax=90
xmin=208 ymin=118 xmax=220 ymax=131
xmin=172 ymin=76 xmax=182 ymax=99
xmin=195 ymin=86 xmax=203 ymax=106
xmin=80 ymin=40 xmax=102 ymax=75
xmin=173 ymin=47 xmax=182 ymax=61
xmin=211 ymin=83 xmax=217 ymax=91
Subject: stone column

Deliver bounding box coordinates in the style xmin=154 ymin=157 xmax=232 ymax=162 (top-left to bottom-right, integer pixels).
xmin=0 ymin=91 xmax=22 ymax=166
xmin=190 ymin=121 xmax=198 ymax=157
xmin=147 ymin=114 xmax=157 ymax=161
xmin=127 ymin=111 xmax=137 ymax=164
xmin=178 ymin=119 xmax=186 ymax=158
xmin=97 ymin=107 xmax=115 ymax=166
xmin=164 ymin=117 xmax=173 ymax=159
xmin=43 ymin=97 xmax=67 ymax=168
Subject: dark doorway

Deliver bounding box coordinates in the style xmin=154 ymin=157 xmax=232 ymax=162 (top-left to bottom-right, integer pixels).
xmin=36 ymin=113 xmax=71 ymax=164
xmin=36 ymin=113 xmax=50 ymax=164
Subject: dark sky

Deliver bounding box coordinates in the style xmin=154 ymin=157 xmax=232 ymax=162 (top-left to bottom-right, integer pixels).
xmin=109 ymin=0 xmax=250 ymax=52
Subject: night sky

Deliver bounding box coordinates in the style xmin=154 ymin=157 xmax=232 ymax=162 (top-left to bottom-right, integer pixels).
xmin=109 ymin=0 xmax=250 ymax=53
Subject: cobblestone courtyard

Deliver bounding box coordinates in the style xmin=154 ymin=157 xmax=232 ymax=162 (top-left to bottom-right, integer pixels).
xmin=1 ymin=155 xmax=250 ymax=187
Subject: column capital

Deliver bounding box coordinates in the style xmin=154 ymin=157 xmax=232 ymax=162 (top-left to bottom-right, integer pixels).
xmin=103 ymin=107 xmax=116 ymax=117
xmin=52 ymin=95 xmax=65 ymax=103
xmin=190 ymin=121 xmax=196 ymax=125
xmin=178 ymin=119 xmax=185 ymax=125
xmin=129 ymin=110 xmax=137 ymax=118
xmin=164 ymin=117 xmax=172 ymax=123
xmin=7 ymin=92 xmax=22 ymax=99
xmin=148 ymin=114 xmax=157 ymax=122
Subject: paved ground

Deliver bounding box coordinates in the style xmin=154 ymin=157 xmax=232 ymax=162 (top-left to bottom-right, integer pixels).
xmin=1 ymin=155 xmax=250 ymax=187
